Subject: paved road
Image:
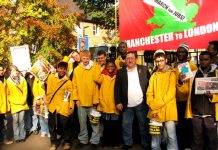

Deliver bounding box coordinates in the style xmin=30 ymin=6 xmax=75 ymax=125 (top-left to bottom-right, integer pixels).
xmin=0 ymin=134 xmax=144 ymax=150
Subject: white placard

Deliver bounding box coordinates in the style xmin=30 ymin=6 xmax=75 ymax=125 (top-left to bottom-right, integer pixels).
xmin=195 ymin=77 xmax=218 ymax=94
xmin=178 ymin=62 xmax=193 ymax=80
xmin=10 ymin=45 xmax=31 ymax=71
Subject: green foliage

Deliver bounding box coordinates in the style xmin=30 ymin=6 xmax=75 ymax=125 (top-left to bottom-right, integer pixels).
xmin=103 ymin=31 xmax=119 ymax=45
xmin=0 ymin=0 xmax=79 ymax=66
xmin=74 ymin=0 xmax=118 ymax=30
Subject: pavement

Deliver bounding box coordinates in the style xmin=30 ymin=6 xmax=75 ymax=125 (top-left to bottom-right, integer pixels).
xmin=0 ymin=134 xmax=144 ymax=150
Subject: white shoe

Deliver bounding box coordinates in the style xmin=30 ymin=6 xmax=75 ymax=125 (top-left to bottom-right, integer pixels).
xmin=41 ymin=132 xmax=46 ymax=137
xmin=47 ymin=133 xmax=50 ymax=138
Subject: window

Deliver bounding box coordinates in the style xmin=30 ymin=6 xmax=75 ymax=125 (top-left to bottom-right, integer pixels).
xmin=93 ymin=24 xmax=99 ymax=36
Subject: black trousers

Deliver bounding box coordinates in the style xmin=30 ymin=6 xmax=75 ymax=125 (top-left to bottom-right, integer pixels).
xmin=191 ymin=116 xmax=217 ymax=150
xmin=102 ymin=118 xmax=121 ymax=147
xmin=67 ymin=103 xmax=80 ymax=140
xmin=48 ymin=112 xmax=71 ymax=146
xmin=176 ymin=101 xmax=192 ymax=150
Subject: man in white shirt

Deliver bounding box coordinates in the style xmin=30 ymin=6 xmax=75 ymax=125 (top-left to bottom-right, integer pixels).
xmin=115 ymin=51 xmax=150 ymax=150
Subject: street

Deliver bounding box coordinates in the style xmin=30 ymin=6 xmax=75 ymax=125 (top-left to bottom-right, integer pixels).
xmin=0 ymin=134 xmax=144 ymax=150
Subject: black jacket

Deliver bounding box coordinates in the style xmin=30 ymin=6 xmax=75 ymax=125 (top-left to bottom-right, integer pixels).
xmin=114 ymin=65 xmax=150 ymax=111
xmin=191 ymin=65 xmax=217 ymax=116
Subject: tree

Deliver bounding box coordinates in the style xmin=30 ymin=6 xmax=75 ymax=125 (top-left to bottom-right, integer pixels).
xmin=73 ymin=0 xmax=118 ymax=30
xmin=0 ymin=0 xmax=80 ymax=65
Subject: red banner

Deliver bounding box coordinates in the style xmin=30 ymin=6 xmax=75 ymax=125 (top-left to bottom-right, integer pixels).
xmin=119 ymin=0 xmax=218 ymax=50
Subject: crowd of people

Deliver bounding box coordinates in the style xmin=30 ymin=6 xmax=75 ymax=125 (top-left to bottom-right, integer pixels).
xmin=0 ymin=40 xmax=218 ymax=150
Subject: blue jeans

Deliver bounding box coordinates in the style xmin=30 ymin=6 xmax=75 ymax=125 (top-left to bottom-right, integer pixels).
xmin=77 ymin=107 xmax=100 ymax=145
xmin=24 ymin=109 xmax=32 ymax=131
xmin=151 ymin=121 xmax=178 ymax=150
xmin=31 ymin=113 xmax=49 ymax=133
xmin=31 ymin=114 xmax=38 ymax=132
xmin=12 ymin=111 xmax=26 ymax=140
xmin=39 ymin=116 xmax=49 ymax=133
xmin=122 ymin=103 xmax=150 ymax=148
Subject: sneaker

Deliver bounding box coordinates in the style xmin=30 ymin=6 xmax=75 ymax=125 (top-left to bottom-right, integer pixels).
xmin=26 ymin=130 xmax=31 ymax=136
xmin=33 ymin=130 xmax=39 ymax=135
xmin=49 ymin=145 xmax=56 ymax=150
xmin=63 ymin=143 xmax=71 ymax=150
xmin=47 ymin=133 xmax=51 ymax=138
xmin=3 ymin=140 xmax=13 ymax=145
xmin=89 ymin=144 xmax=98 ymax=150
xmin=41 ymin=132 xmax=46 ymax=137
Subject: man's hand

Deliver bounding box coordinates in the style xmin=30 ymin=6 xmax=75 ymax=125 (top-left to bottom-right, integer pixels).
xmin=76 ymin=101 xmax=80 ymax=107
xmin=151 ymin=113 xmax=158 ymax=118
xmin=68 ymin=108 xmax=73 ymax=116
xmin=205 ymin=91 xmax=213 ymax=99
xmin=68 ymin=52 xmax=73 ymax=58
xmin=116 ymin=103 xmax=123 ymax=111
xmin=178 ymin=73 xmax=186 ymax=84
xmin=119 ymin=62 xmax=126 ymax=68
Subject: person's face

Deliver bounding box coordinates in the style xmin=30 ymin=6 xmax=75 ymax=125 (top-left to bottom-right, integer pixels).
xmin=57 ymin=66 xmax=67 ymax=78
xmin=11 ymin=68 xmax=19 ymax=77
xmin=119 ymin=43 xmax=127 ymax=55
xmin=72 ymin=52 xmax=81 ymax=62
xmin=125 ymin=53 xmax=136 ymax=68
xmin=97 ymin=54 xmax=106 ymax=66
xmin=207 ymin=44 xmax=218 ymax=56
xmin=81 ymin=56 xmax=90 ymax=66
xmin=199 ymin=54 xmax=211 ymax=69
xmin=106 ymin=63 xmax=115 ymax=73
xmin=29 ymin=74 xmax=33 ymax=78
xmin=177 ymin=47 xmax=187 ymax=61
xmin=81 ymin=41 xmax=85 ymax=47
xmin=155 ymin=56 xmax=167 ymax=71
xmin=0 ymin=67 xmax=4 ymax=76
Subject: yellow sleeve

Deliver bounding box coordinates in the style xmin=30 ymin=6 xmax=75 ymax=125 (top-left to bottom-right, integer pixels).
xmin=93 ymin=64 xmax=103 ymax=84
xmin=62 ymin=56 xmax=70 ymax=62
xmin=189 ymin=61 xmax=198 ymax=71
xmin=146 ymin=74 xmax=165 ymax=111
xmin=20 ymin=79 xmax=28 ymax=105
xmin=92 ymin=65 xmax=101 ymax=105
xmin=210 ymin=94 xmax=218 ymax=103
xmin=94 ymin=74 xmax=104 ymax=84
xmin=146 ymin=75 xmax=157 ymax=110
xmin=115 ymin=57 xmax=123 ymax=70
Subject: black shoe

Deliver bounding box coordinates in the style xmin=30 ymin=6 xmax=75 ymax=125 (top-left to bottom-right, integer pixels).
xmin=26 ymin=130 xmax=30 ymax=136
xmin=75 ymin=142 xmax=88 ymax=149
xmin=89 ymin=144 xmax=98 ymax=150
xmin=121 ymin=145 xmax=132 ymax=150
